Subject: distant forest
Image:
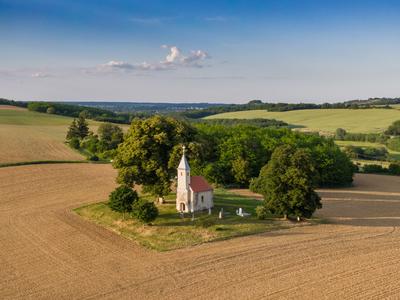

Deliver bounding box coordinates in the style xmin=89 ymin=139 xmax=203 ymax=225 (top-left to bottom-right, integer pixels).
xmin=1 ymin=97 xmax=400 ymax=124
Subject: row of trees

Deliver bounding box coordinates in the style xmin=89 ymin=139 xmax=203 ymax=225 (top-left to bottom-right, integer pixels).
xmin=343 ymin=146 xmax=389 ymax=161
xmin=28 ymin=101 xmax=135 ymax=124
xmin=180 ymin=99 xmax=395 ymax=119
xmin=361 ymin=163 xmax=400 ymax=175
xmin=335 ymin=121 xmax=400 ymax=155
xmin=66 ymin=116 xmax=123 ymax=160
xmin=334 ymin=128 xmax=388 ymax=144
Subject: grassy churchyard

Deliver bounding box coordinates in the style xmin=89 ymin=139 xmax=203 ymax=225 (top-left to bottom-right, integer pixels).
xmin=75 ymin=189 xmax=309 ymax=251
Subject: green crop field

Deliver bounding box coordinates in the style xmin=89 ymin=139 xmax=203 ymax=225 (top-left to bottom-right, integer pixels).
xmin=0 ymin=106 xmax=78 ymax=126
xmin=335 ymin=140 xmax=400 ymax=162
xmin=206 ymin=109 xmax=400 ymax=133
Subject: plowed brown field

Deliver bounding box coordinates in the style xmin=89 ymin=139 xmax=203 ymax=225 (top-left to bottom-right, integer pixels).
xmin=0 ymin=106 xmax=84 ymax=163
xmin=1 ymin=165 xmax=400 ymax=299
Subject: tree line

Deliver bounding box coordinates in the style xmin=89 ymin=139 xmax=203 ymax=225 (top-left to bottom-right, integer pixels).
xmin=179 ymin=99 xmax=396 ymax=119
xmin=65 ymin=114 xmax=123 ymax=161
xmin=335 ymin=121 xmax=400 ymax=153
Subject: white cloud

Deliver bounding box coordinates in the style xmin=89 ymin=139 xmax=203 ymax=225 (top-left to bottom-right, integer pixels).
xmin=31 ymin=72 xmax=51 ymax=78
xmin=103 ymin=61 xmax=136 ymax=70
xmin=99 ymin=45 xmax=211 ymax=73
xmin=164 ymin=46 xmax=182 ymax=63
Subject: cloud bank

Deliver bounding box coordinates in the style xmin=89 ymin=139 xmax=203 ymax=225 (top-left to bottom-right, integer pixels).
xmin=99 ymin=45 xmax=211 ymax=73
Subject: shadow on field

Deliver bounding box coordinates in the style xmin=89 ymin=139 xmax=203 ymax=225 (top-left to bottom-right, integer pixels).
xmin=317 ymin=191 xmax=400 ymax=227
xmin=324 ymin=217 xmax=400 ymax=227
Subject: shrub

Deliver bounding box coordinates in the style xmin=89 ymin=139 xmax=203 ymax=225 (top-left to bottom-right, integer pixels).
xmin=108 ymin=186 xmax=139 ymax=213
xmin=362 ymin=164 xmax=386 ymax=174
xmin=88 ymin=155 xmax=99 ymax=161
xmin=133 ymin=199 xmax=159 ymax=224
xmin=335 ymin=128 xmax=347 ymax=140
xmin=255 ymin=205 xmax=269 ymax=220
xmin=249 ymin=177 xmax=262 ymax=194
xmin=69 ymin=137 xmax=80 ymax=149
xmin=46 ymin=106 xmax=56 ymax=114
xmin=385 ymin=120 xmax=400 ymax=136
xmin=388 ymin=163 xmax=400 ymax=175
xmin=387 ymin=137 xmax=400 ymax=152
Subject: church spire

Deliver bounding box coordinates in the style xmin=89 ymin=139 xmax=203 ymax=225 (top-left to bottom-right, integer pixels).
xmin=178 ymin=145 xmax=190 ymax=170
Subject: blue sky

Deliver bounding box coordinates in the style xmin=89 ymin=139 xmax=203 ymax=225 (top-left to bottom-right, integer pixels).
xmin=2 ymin=0 xmax=400 ymax=103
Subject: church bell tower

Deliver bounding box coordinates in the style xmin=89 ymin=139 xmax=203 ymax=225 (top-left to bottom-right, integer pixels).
xmin=176 ymin=145 xmax=191 ymax=212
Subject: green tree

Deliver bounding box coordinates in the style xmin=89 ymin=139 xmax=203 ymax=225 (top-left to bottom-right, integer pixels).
xmin=133 ymin=199 xmax=159 ymax=224
xmin=113 ymin=116 xmax=196 ymax=199
xmin=66 ymin=116 xmax=89 ymax=141
xmin=385 ymin=120 xmax=400 ymax=136
xmin=387 ymin=137 xmax=400 ymax=151
xmin=108 ymin=185 xmax=139 ymax=214
xmin=66 ymin=119 xmax=79 ymax=140
xmin=218 ymin=131 xmax=267 ymax=186
xmin=79 ymin=110 xmax=90 ymax=119
xmin=46 ymin=106 xmax=56 ymax=114
xmin=81 ymin=133 xmax=99 ymax=154
xmin=76 ymin=116 xmax=89 ymax=139
xmin=312 ymin=141 xmax=354 ymax=187
xmin=335 ymin=128 xmax=347 ymax=140
xmin=255 ymin=145 xmax=322 ymax=219
xmin=69 ymin=137 xmax=80 ymax=149
xmin=97 ymin=123 xmax=124 ymax=151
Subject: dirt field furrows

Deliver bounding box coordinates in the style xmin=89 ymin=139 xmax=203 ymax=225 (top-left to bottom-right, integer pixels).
xmin=0 ymin=125 xmax=84 ymax=163
xmin=1 ymin=166 xmax=400 ymax=299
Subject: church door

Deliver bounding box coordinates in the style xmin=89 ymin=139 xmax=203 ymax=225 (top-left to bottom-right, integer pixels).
xmin=180 ymin=203 xmax=186 ymax=212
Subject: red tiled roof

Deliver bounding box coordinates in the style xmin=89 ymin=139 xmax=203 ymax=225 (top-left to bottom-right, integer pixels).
xmin=189 ymin=176 xmax=213 ymax=192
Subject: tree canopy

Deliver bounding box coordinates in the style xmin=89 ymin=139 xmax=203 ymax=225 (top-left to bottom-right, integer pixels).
xmin=108 ymin=185 xmax=139 ymax=213
xmin=254 ymin=145 xmax=322 ymax=219
xmin=66 ymin=116 xmax=89 ymax=140
xmin=113 ymin=115 xmax=196 ymax=198
xmin=385 ymin=120 xmax=400 ymax=136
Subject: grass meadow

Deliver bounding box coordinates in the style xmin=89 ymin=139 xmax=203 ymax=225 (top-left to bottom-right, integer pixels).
xmin=74 ymin=189 xmax=303 ymax=251
xmin=206 ymin=108 xmax=400 ymax=133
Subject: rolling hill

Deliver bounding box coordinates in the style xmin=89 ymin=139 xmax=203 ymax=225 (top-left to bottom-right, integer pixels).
xmin=0 ymin=105 xmax=90 ymax=164
xmin=205 ymin=108 xmax=400 ymax=134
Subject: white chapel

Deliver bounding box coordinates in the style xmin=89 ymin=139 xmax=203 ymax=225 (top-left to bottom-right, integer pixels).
xmin=176 ymin=146 xmax=214 ymax=213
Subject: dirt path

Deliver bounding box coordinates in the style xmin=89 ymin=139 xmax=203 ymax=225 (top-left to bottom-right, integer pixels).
xmin=2 ymin=166 xmax=400 ymax=299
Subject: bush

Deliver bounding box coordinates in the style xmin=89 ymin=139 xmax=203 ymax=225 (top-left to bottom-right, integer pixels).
xmin=194 ymin=216 xmax=216 ymax=228
xmin=88 ymin=155 xmax=99 ymax=161
xmin=133 ymin=199 xmax=159 ymax=224
xmin=385 ymin=120 xmax=400 ymax=136
xmin=255 ymin=205 xmax=269 ymax=220
xmin=362 ymin=164 xmax=386 ymax=174
xmin=69 ymin=137 xmax=80 ymax=149
xmin=109 ymin=186 xmax=139 ymax=213
xmin=46 ymin=106 xmax=56 ymax=114
xmin=388 ymin=163 xmax=400 ymax=175
xmin=335 ymin=128 xmax=347 ymax=140
xmin=249 ymin=177 xmax=262 ymax=194
xmin=387 ymin=137 xmax=400 ymax=152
